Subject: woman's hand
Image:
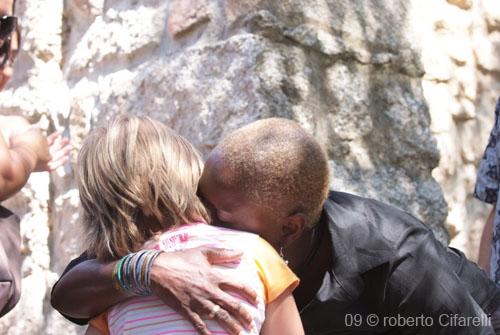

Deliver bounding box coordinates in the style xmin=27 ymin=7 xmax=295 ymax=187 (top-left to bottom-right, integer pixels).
xmin=150 ymin=247 xmax=258 ymax=335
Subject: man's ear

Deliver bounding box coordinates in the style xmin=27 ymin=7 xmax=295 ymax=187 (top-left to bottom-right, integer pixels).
xmin=281 ymin=212 xmax=307 ymax=246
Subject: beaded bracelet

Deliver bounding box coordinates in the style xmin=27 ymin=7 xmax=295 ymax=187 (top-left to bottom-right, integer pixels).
xmin=113 ymin=249 xmax=163 ymax=296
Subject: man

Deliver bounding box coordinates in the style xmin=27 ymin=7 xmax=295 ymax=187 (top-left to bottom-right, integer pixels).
xmin=0 ymin=0 xmax=17 ymax=90
xmin=52 ymin=118 xmax=500 ymax=334
xmin=475 ymin=98 xmax=500 ymax=282
xmin=0 ymin=0 xmax=71 ymax=317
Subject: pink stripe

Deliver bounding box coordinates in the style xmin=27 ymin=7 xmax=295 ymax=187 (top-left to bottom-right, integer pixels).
xmin=155 ymin=330 xmax=229 ymax=335
xmin=109 ymin=297 xmax=158 ymax=319
xmin=156 ymin=331 xmax=229 ymax=335
xmin=109 ymin=303 xmax=171 ymax=327
xmin=112 ymin=313 xmax=180 ymax=335
xmin=123 ymin=317 xmax=187 ymax=332
xmin=124 ymin=312 xmax=180 ymax=324
xmin=155 ymin=331 xmax=198 ymax=334
xmin=113 ymin=311 xmax=179 ymax=335
xmin=117 ymin=297 xmax=158 ymax=308
xmin=112 ymin=323 xmax=125 ymax=335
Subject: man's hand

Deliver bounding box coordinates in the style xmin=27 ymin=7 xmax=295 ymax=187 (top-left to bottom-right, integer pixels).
xmin=150 ymin=247 xmax=258 ymax=335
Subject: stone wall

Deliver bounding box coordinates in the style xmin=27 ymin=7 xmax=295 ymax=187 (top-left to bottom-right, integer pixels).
xmin=415 ymin=0 xmax=500 ymax=258
xmin=0 ymin=0 xmax=498 ymax=333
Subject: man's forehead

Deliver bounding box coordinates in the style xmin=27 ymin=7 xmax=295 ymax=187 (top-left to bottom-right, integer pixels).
xmin=205 ymin=150 xmax=223 ymax=169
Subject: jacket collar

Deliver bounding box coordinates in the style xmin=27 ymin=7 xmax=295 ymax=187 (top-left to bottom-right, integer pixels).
xmin=321 ymin=191 xmax=395 ymax=302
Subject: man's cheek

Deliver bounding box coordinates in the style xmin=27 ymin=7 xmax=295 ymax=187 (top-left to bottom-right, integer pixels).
xmin=210 ymin=215 xmax=233 ymax=229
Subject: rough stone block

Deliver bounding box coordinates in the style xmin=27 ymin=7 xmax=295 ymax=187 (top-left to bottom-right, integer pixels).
xmin=446 ymin=0 xmax=473 ymax=10
xmin=167 ymin=0 xmax=211 ymax=38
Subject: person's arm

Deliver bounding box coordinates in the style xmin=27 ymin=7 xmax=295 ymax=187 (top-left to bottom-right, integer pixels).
xmin=51 ymin=258 xmax=129 ymax=320
xmin=251 ymin=236 xmax=303 ymax=334
xmin=86 ymin=311 xmax=109 ymax=335
xmin=446 ymin=243 xmax=500 ymax=334
xmin=51 ymin=247 xmax=257 ymax=335
xmin=474 ymin=99 xmax=500 ymax=274
xmin=0 ymin=115 xmax=31 ymax=144
xmin=386 ymin=229 xmax=495 ymax=335
xmin=260 ymin=291 xmax=304 ymax=335
xmin=0 ymin=125 xmax=48 ymax=200
xmin=84 ymin=325 xmax=103 ymax=335
xmin=478 ymin=206 xmax=495 ymax=273
xmin=0 ymin=116 xmax=70 ymax=201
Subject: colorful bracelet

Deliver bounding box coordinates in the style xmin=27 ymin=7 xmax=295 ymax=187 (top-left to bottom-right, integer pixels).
xmin=113 ymin=249 xmax=163 ymax=296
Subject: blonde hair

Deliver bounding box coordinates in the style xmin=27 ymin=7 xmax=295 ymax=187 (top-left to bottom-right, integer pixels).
xmin=213 ymin=118 xmax=330 ymax=227
xmin=77 ymin=115 xmax=209 ymax=261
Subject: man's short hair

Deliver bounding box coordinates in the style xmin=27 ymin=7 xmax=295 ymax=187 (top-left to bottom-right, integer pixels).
xmin=213 ymin=118 xmax=330 ymax=227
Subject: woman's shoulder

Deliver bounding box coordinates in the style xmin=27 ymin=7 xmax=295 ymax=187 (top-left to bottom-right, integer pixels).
xmin=155 ymin=223 xmax=260 ymax=252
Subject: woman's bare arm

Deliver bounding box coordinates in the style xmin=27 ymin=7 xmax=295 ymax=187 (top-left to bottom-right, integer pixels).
xmin=260 ymin=291 xmax=304 ymax=335
xmin=478 ymin=206 xmax=495 ymax=272
xmin=51 ymin=259 xmax=127 ymax=319
xmin=84 ymin=325 xmax=104 ymax=335
xmin=0 ymin=115 xmax=70 ymax=200
xmin=0 ymin=125 xmax=47 ymax=201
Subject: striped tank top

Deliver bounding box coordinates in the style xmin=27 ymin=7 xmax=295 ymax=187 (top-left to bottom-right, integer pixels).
xmin=107 ymin=223 xmax=267 ymax=335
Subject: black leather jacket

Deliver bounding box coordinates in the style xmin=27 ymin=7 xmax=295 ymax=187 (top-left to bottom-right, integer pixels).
xmin=300 ymin=191 xmax=500 ymax=335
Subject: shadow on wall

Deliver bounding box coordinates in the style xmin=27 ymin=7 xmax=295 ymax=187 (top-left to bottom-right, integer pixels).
xmin=239 ymin=0 xmax=449 ymax=240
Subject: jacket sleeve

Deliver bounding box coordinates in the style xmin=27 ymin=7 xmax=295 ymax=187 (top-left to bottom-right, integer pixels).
xmin=384 ymin=230 xmax=496 ymax=335
xmin=446 ymin=247 xmax=500 ymax=316
xmin=0 ymin=206 xmax=22 ymax=317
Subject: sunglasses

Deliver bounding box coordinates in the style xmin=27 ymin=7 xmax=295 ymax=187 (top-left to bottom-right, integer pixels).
xmin=0 ymin=16 xmax=17 ymax=69
xmin=0 ymin=16 xmax=16 ymax=40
